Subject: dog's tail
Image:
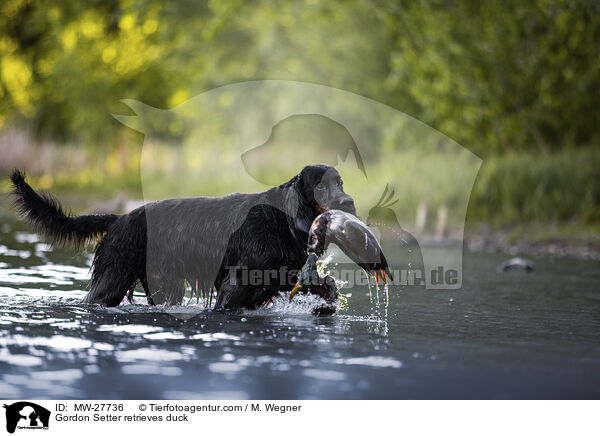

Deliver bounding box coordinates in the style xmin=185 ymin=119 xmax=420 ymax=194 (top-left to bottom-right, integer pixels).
xmin=10 ymin=170 xmax=119 ymax=247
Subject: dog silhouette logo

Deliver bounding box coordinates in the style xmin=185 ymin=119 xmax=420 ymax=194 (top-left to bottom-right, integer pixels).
xmin=115 ymin=80 xmax=481 ymax=296
xmin=241 ymin=114 xmax=367 ymax=186
xmin=3 ymin=402 xmax=50 ymax=434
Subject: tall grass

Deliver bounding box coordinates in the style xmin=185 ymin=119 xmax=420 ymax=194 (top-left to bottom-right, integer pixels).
xmin=469 ymin=146 xmax=600 ymax=224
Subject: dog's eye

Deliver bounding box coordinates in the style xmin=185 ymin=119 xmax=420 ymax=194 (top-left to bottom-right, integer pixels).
xmin=337 ymin=179 xmax=343 ymax=187
xmin=315 ymin=183 xmax=326 ymax=191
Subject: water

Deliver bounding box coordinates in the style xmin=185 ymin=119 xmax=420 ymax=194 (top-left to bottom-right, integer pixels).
xmin=0 ymin=202 xmax=599 ymax=399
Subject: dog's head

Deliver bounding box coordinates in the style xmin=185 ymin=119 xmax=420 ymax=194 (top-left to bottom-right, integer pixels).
xmin=295 ymin=164 xmax=356 ymax=216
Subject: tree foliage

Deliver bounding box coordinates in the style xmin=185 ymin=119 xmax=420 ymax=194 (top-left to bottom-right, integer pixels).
xmin=0 ymin=0 xmax=598 ymax=155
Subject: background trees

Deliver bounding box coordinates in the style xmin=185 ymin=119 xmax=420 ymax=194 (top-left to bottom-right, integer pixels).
xmin=1 ymin=0 xmax=598 ymax=156
xmin=1 ymin=0 xmax=599 ymax=223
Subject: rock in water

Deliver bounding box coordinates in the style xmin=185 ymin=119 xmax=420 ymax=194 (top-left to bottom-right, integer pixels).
xmin=498 ymin=257 xmax=534 ymax=272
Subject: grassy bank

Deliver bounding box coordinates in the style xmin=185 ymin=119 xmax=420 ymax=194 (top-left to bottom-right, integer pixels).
xmin=468 ymin=145 xmax=600 ymax=224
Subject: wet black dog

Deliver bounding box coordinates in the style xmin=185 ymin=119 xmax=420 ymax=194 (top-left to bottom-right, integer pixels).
xmin=10 ymin=164 xmax=356 ymax=309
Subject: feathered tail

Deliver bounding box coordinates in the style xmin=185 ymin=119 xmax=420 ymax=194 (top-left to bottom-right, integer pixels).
xmin=10 ymin=170 xmax=118 ymax=247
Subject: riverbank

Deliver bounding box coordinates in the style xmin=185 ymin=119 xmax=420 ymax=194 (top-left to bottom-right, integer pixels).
xmin=1 ymin=192 xmax=597 ymax=261
xmin=464 ymin=222 xmax=600 ymax=260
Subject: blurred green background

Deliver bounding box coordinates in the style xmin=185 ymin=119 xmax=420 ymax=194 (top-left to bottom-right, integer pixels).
xmin=0 ymin=0 xmax=599 ymax=229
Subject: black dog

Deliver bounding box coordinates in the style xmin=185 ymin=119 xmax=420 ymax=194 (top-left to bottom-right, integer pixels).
xmin=10 ymin=164 xmax=356 ymax=309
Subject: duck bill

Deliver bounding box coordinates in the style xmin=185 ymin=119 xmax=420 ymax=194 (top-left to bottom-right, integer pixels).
xmin=289 ymin=282 xmax=303 ymax=302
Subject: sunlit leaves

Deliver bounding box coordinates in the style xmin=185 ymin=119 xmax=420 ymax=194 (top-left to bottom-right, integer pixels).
xmin=0 ymin=0 xmax=598 ymax=155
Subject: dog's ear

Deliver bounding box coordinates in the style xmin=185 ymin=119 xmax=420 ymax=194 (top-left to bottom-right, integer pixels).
xmin=276 ymin=179 xmax=311 ymax=233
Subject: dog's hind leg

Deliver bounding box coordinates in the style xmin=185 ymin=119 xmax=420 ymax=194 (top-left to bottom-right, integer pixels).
xmin=82 ymin=237 xmax=141 ymax=307
xmin=83 ymin=269 xmax=136 ymax=306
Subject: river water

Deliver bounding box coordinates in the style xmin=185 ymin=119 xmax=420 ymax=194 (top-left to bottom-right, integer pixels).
xmin=0 ymin=201 xmax=599 ymax=399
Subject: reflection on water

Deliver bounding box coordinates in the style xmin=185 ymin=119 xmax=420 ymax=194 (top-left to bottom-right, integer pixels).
xmin=0 ymin=201 xmax=599 ymax=399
